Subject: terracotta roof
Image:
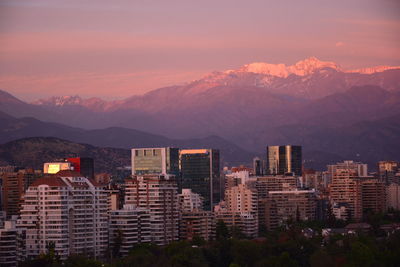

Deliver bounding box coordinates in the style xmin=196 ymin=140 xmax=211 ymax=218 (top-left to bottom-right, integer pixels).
xmin=31 ymin=176 xmax=67 ymax=187
xmin=56 ymin=170 xmax=83 ymax=177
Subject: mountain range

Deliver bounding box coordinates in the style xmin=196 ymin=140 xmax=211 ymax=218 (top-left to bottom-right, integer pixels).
xmin=1 ymin=57 xmax=399 ymax=170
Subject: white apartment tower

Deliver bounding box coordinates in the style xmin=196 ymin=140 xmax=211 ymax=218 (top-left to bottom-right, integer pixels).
xmin=18 ymin=171 xmax=109 ymax=260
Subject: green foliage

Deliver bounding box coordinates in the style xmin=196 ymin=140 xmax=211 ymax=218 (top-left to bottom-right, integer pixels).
xmin=216 ymin=220 xmax=229 ymax=240
xmin=20 ymin=214 xmax=400 ymax=267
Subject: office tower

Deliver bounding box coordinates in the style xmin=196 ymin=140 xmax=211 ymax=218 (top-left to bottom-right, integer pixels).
xmin=131 ymin=147 xmax=179 ymax=176
xmin=109 ymin=204 xmax=151 ymax=257
xmin=361 ymin=178 xmax=386 ymax=216
xmin=386 ymin=183 xmax=400 ymax=210
xmin=179 ymin=189 xmax=204 ymax=212
xmin=264 ymin=189 xmax=316 ymax=230
xmin=0 ymin=218 xmax=26 ymax=266
xmin=18 ymin=171 xmax=109 ymax=260
xmin=266 ymin=145 xmax=302 ymax=176
xmin=180 ymin=149 xmax=220 ymax=210
xmin=329 ymin=166 xmax=363 ymax=221
xmin=124 ymin=174 xmax=179 ymax=245
xmin=378 ymin=161 xmax=398 ymax=184
xmin=43 ymin=162 xmax=73 ymax=174
xmin=0 ymin=168 xmax=41 ymax=217
xmin=253 ymin=157 xmax=264 ymax=176
xmin=66 ymin=157 xmax=94 ymax=178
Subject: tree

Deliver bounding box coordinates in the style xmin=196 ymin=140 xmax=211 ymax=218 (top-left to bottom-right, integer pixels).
xmin=216 ymin=220 xmax=229 ymax=240
xmin=112 ymin=228 xmax=124 ymax=259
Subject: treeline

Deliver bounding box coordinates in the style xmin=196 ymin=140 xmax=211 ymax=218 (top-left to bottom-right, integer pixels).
xmin=21 ymin=211 xmax=400 ymax=267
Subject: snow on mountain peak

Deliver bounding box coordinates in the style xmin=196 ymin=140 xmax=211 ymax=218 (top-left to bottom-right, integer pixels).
xmin=288 ymin=57 xmax=340 ymax=76
xmin=238 ymin=57 xmax=340 ymax=77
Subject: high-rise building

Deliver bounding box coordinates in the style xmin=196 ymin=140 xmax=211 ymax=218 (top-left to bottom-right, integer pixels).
xmin=66 ymin=157 xmax=94 ymax=179
xmin=329 ymin=166 xmax=363 ymax=221
xmin=327 ymin=160 xmax=368 ymax=178
xmin=178 ymin=188 xmax=215 ymax=241
xmin=179 ymin=211 xmax=215 ymax=241
xmin=225 ymin=184 xmax=258 ymax=214
xmin=0 ymin=218 xmax=26 ymax=266
xmin=131 ymin=147 xmax=179 ymax=176
xmin=266 ymin=145 xmax=302 ymax=176
xmin=387 ymin=183 xmax=400 ymax=210
xmin=180 ymin=149 xmax=220 ymax=210
xmin=264 ymin=189 xmax=316 ymax=230
xmin=378 ymin=161 xmax=398 ymax=184
xmin=215 ymin=211 xmax=258 ymax=238
xmin=253 ymin=157 xmax=264 ymax=176
xmin=361 ymin=178 xmax=386 ymax=216
xmin=179 ymin=189 xmax=204 ymax=212
xmin=109 ymin=204 xmax=151 ymax=257
xmin=124 ymin=174 xmax=179 ymax=245
xmin=18 ymin=171 xmax=109 ymax=260
xmin=256 ymin=175 xmax=298 ymax=229
xmin=0 ymin=168 xmax=41 ymax=217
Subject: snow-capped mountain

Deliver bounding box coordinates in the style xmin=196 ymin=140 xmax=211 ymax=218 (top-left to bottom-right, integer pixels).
xmin=1 ymin=55 xmax=400 ymax=167
xmin=236 ymin=57 xmax=340 ymax=77
xmin=31 ymin=57 xmax=400 ymax=110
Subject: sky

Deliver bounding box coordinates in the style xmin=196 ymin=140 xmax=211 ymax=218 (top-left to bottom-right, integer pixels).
xmin=0 ymin=0 xmax=399 ymax=101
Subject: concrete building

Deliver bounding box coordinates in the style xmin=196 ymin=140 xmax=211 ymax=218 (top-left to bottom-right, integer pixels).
xmin=215 ymin=211 xmax=258 ymax=238
xmin=179 ymin=189 xmax=204 ymax=212
xmin=0 ymin=168 xmax=42 ymax=217
xmin=18 ymin=171 xmax=109 ymax=260
xmin=327 ymin=161 xmax=368 ymax=179
xmin=264 ymin=189 xmax=316 ymax=230
xmin=256 ymin=175 xmax=298 ymax=230
xmin=329 ymin=167 xmax=363 ymax=221
xmin=387 ymin=183 xmax=400 ymax=210
xmin=361 ymin=178 xmax=386 ymax=216
xmin=225 ymin=184 xmax=258 ymax=214
xmin=0 ymin=218 xmax=26 ymax=267
xmin=179 ymin=211 xmax=215 ymax=241
xmin=109 ymin=204 xmax=151 ymax=257
xmin=378 ymin=161 xmax=398 ymax=184
xmin=180 ymin=149 xmax=220 ymax=210
xmin=124 ymin=174 xmax=179 ymax=245
xmin=266 ymin=145 xmax=302 ymax=176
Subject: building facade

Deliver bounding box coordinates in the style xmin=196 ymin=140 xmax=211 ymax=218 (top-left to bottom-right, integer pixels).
xmin=124 ymin=174 xmax=179 ymax=245
xmin=18 ymin=171 xmax=109 ymax=260
xmin=264 ymin=189 xmax=316 ymax=230
xmin=109 ymin=204 xmax=151 ymax=257
xmin=266 ymin=145 xmax=302 ymax=176
xmin=0 ymin=168 xmax=41 ymax=217
xmin=131 ymin=147 xmax=179 ymax=176
xmin=0 ymin=219 xmax=26 ymax=266
xmin=180 ymin=149 xmax=220 ymax=210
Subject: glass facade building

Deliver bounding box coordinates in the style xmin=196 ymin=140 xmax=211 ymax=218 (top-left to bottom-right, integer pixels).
xmin=266 ymin=145 xmax=302 ymax=176
xmin=131 ymin=147 xmax=179 ymax=176
xmin=180 ymin=149 xmax=220 ymax=211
